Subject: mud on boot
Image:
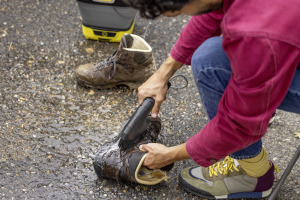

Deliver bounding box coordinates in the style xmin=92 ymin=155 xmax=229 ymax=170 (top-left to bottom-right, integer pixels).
xmin=93 ymin=116 xmax=174 ymax=185
xmin=76 ymin=34 xmax=156 ymax=90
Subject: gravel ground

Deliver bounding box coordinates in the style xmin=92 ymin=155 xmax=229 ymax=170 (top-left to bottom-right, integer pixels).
xmin=0 ymin=0 xmax=299 ymax=199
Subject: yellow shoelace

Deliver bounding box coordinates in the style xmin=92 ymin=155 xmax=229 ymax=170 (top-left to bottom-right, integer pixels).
xmin=273 ymin=163 xmax=280 ymax=173
xmin=209 ymin=157 xmax=280 ymax=178
xmin=209 ymin=156 xmax=239 ymax=178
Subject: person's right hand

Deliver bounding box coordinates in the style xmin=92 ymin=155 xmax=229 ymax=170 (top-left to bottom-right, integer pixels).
xmin=138 ymin=71 xmax=169 ymax=118
xmin=138 ymin=55 xmax=183 ymax=118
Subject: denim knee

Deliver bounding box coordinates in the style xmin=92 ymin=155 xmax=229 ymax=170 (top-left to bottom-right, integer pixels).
xmin=191 ymin=37 xmax=231 ymax=119
xmin=191 ymin=36 xmax=229 ymax=76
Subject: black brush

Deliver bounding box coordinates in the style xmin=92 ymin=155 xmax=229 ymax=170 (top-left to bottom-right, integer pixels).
xmin=118 ymin=82 xmax=171 ymax=150
xmin=118 ymin=97 xmax=155 ymax=150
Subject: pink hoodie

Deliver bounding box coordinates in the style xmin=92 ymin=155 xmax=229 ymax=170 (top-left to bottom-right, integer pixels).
xmin=171 ymin=0 xmax=300 ymax=167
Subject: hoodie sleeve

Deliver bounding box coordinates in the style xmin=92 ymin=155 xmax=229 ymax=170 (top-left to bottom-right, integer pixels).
xmin=170 ymin=9 xmax=224 ymax=65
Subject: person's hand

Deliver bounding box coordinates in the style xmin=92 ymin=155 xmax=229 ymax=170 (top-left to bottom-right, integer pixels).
xmin=138 ymin=72 xmax=169 ymax=118
xmin=138 ymin=55 xmax=183 ymax=118
xmin=139 ymin=143 xmax=190 ymax=169
xmin=139 ymin=143 xmax=172 ymax=169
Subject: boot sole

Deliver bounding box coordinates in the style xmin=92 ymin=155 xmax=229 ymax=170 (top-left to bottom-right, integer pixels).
xmin=77 ymin=77 xmax=142 ymax=90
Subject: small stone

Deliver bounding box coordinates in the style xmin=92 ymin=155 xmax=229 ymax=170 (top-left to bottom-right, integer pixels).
xmin=85 ymin=48 xmax=94 ymax=54
xmin=88 ymin=90 xmax=95 ymax=95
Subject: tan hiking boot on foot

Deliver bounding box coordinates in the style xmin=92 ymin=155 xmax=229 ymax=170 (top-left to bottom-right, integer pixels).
xmin=179 ymin=156 xmax=278 ymax=199
xmin=76 ymin=34 xmax=156 ymax=89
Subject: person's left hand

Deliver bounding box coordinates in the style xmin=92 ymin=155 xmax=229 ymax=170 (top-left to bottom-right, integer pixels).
xmin=139 ymin=143 xmax=173 ymax=169
xmin=139 ymin=142 xmax=191 ymax=169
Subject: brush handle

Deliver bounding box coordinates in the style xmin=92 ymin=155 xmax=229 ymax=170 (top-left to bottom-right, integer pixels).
xmin=121 ymin=81 xmax=171 ymax=139
xmin=123 ymin=80 xmax=171 ymax=135
xmin=123 ymin=97 xmax=154 ymax=137
xmin=118 ymin=82 xmax=171 ymax=149
xmin=118 ymin=97 xmax=154 ymax=148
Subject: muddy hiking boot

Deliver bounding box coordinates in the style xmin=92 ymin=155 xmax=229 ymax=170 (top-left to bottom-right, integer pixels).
xmin=76 ymin=34 xmax=156 ymax=89
xmin=93 ymin=116 xmax=174 ymax=185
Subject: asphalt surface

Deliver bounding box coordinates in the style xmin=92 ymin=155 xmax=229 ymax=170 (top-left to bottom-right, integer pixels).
xmin=0 ymin=0 xmax=299 ymax=199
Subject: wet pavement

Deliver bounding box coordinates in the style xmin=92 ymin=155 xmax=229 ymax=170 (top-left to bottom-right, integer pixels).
xmin=0 ymin=0 xmax=299 ymax=199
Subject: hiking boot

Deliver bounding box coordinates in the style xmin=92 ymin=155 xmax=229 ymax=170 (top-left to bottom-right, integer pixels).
xmin=93 ymin=116 xmax=174 ymax=185
xmin=76 ymin=34 xmax=156 ymax=89
xmin=179 ymin=156 xmax=278 ymax=199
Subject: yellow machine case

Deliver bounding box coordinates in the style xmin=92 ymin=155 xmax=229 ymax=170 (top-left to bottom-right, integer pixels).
xmin=77 ymin=0 xmax=136 ymax=42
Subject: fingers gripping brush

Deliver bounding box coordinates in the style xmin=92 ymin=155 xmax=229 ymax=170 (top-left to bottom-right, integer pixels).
xmin=118 ymin=82 xmax=171 ymax=150
xmin=93 ymin=82 xmax=175 ymax=184
xmin=118 ymin=97 xmax=155 ymax=150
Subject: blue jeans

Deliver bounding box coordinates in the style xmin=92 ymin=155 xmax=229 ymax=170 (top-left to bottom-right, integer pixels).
xmin=191 ymin=36 xmax=300 ymax=159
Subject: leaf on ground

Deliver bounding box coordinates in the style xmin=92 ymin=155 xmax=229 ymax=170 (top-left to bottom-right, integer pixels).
xmin=85 ymin=48 xmax=94 ymax=54
xmin=88 ymin=90 xmax=95 ymax=95
xmin=294 ymin=132 xmax=300 ymax=139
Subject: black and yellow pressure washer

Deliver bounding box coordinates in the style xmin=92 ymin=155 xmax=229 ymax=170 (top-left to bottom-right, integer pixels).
xmin=76 ymin=0 xmax=137 ymax=42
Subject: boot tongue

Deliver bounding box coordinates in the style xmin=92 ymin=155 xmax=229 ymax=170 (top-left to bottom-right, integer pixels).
xmin=121 ymin=34 xmax=134 ymax=48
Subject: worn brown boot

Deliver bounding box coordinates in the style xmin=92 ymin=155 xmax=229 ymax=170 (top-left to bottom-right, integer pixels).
xmin=93 ymin=116 xmax=174 ymax=185
xmin=76 ymin=34 xmax=156 ymax=89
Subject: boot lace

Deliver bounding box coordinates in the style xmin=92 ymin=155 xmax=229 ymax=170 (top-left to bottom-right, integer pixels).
xmin=209 ymin=156 xmax=239 ymax=178
xmin=95 ymin=49 xmax=119 ymax=79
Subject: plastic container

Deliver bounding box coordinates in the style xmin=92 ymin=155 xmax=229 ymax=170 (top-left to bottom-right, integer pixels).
xmin=77 ymin=0 xmax=137 ymax=42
